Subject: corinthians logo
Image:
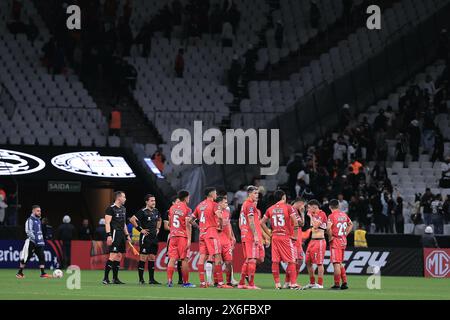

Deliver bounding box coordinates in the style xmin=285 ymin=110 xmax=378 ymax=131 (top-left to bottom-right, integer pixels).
xmin=0 ymin=149 xmax=46 ymax=175
xmin=51 ymin=151 xmax=136 ymax=178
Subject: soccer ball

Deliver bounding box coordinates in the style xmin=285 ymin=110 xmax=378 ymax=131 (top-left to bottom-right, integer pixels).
xmin=53 ymin=269 xmax=63 ymax=278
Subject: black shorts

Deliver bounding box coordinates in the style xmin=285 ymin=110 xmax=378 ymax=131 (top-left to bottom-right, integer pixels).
xmin=110 ymin=229 xmax=126 ymax=253
xmin=20 ymin=239 xmax=45 ymax=264
xmin=139 ymin=234 xmax=158 ymax=255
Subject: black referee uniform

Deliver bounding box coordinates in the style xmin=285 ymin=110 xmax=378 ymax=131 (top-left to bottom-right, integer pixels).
xmin=135 ymin=207 xmax=160 ymax=283
xmin=103 ymin=204 xmax=127 ymax=284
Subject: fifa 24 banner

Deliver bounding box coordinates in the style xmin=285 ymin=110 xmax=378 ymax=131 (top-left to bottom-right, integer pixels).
xmin=70 ymin=241 xmax=424 ymax=276
xmin=0 ymin=240 xmax=63 ymax=269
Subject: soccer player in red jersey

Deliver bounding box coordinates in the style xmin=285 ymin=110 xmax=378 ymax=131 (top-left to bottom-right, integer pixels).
xmin=327 ymin=199 xmax=353 ymax=290
xmin=167 ymin=190 xmax=195 ymax=288
xmin=260 ymin=190 xmax=300 ymax=290
xmin=192 ymin=187 xmax=232 ymax=289
xmin=303 ymin=199 xmax=328 ymax=289
xmin=238 ymin=186 xmax=264 ymax=290
xmin=284 ymin=197 xmax=306 ymax=288
xmin=216 ymin=195 xmax=236 ymax=286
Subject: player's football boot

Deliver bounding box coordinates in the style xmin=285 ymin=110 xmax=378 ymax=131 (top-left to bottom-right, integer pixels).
xmin=149 ymin=279 xmax=161 ymax=285
xmin=200 ymin=282 xmax=209 ymax=288
xmin=167 ymin=281 xmax=174 ymax=288
xmin=311 ymin=284 xmax=323 ymax=289
xmin=275 ymin=283 xmax=282 ymax=290
xmin=290 ymin=284 xmax=301 ymax=290
xmin=231 ymin=279 xmax=239 ymax=286
xmin=112 ymin=279 xmax=125 ymax=284
xmin=183 ymin=283 xmax=196 ymax=288
xmin=217 ymin=283 xmax=234 ymax=289
xmin=282 ymin=283 xmax=290 ymax=289
xmin=139 ymin=280 xmax=146 ymax=285
xmin=40 ymin=273 xmax=52 ymax=278
xmin=177 ymin=279 xmax=184 ymax=285
xmin=301 ymin=283 xmax=315 ymax=290
xmin=246 ymin=285 xmax=261 ymax=290
xmin=16 ymin=273 xmax=25 ymax=279
xmin=102 ymin=279 xmax=111 ymax=285
xmin=340 ymin=283 xmax=349 ymax=290
xmin=237 ymin=284 xmax=247 ymax=289
xmin=330 ymin=285 xmax=341 ymax=290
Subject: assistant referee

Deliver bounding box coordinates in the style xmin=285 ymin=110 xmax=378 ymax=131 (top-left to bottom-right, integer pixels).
xmin=102 ymin=191 xmax=131 ymax=285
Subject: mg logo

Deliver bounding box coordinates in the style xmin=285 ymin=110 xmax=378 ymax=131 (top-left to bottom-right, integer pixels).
xmin=426 ymin=250 xmax=449 ymax=278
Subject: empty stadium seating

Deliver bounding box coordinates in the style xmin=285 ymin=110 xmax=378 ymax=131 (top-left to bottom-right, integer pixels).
xmin=0 ymin=0 xmax=110 ymax=147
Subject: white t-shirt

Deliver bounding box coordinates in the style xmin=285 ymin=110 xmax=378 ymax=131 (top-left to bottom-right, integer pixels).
xmin=339 ymin=200 xmax=349 ymax=214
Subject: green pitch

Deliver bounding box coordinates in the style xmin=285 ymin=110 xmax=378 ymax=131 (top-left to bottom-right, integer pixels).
xmin=1 ymin=269 xmax=449 ymax=300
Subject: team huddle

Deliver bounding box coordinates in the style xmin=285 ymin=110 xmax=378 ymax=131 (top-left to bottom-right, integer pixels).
xmin=101 ymin=186 xmax=353 ymax=290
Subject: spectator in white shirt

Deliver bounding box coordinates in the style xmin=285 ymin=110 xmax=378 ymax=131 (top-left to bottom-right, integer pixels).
xmin=333 ymin=136 xmax=347 ymax=161
xmin=338 ymin=194 xmax=349 ymax=214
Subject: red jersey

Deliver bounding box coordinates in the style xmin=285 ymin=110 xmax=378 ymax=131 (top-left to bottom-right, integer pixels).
xmin=218 ymin=207 xmax=232 ymax=243
xmin=239 ymin=199 xmax=262 ymax=243
xmin=328 ymin=210 xmax=351 ymax=249
xmin=264 ymin=202 xmax=296 ymax=238
xmin=309 ymin=210 xmax=328 ymax=232
xmin=168 ymin=201 xmax=191 ymax=238
xmin=293 ymin=208 xmax=305 ymax=246
xmin=193 ymin=199 xmax=219 ymax=239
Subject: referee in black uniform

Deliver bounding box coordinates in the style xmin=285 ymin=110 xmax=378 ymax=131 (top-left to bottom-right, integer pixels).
xmin=130 ymin=194 xmax=162 ymax=284
xmin=103 ymin=191 xmax=131 ymax=285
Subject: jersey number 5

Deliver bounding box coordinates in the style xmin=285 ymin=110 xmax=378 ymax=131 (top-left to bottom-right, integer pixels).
xmin=172 ymin=215 xmax=180 ymax=228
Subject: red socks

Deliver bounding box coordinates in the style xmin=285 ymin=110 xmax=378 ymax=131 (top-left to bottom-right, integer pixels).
xmin=271 ymin=262 xmax=280 ymax=284
xmin=198 ymin=264 xmax=205 ymax=284
xmin=341 ymin=265 xmax=347 ymax=283
xmin=334 ymin=273 xmax=340 ymax=286
xmin=247 ymin=261 xmax=256 ymax=286
xmin=167 ymin=266 xmax=174 ymax=282
xmin=318 ymin=277 xmax=323 ymax=286
xmin=239 ymin=262 xmax=248 ymax=285
xmin=226 ymin=269 xmax=232 ymax=284
xmin=310 ymin=276 xmax=315 ymax=285
xmin=214 ymin=264 xmax=223 ymax=284
xmin=287 ymin=263 xmax=297 ymax=285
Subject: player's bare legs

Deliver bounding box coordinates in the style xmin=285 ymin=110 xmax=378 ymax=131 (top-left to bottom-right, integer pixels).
xmin=305 ymin=260 xmax=315 ymax=288
xmin=138 ymin=254 xmax=148 ymax=284
xmin=316 ymin=264 xmax=324 ymax=288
